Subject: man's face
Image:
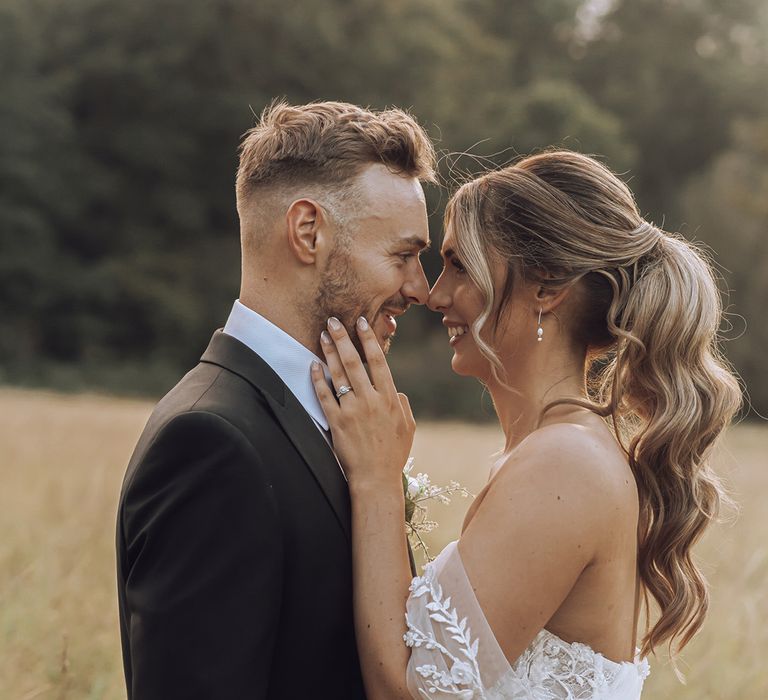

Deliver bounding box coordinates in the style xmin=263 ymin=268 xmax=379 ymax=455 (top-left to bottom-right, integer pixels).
xmin=314 ymin=164 xmax=430 ymax=355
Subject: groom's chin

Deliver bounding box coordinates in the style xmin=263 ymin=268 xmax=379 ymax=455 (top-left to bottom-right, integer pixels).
xmin=348 ymin=326 xmax=391 ymax=357
xmin=368 ymin=329 xmax=392 ymax=355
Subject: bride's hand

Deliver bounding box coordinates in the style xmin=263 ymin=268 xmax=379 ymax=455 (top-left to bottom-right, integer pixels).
xmin=311 ymin=316 xmax=415 ymax=492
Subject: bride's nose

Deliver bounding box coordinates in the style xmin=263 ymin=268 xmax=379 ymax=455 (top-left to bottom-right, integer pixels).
xmin=427 ymin=274 xmax=450 ymax=313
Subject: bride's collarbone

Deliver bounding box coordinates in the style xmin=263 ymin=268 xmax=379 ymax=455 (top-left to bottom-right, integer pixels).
xmin=459 ymin=451 xmax=515 ymax=534
xmin=460 ymin=481 xmax=491 ymax=535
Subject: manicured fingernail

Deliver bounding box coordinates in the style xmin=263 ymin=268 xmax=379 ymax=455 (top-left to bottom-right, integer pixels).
xmin=357 ymin=316 xmax=369 ymax=331
xmin=327 ymin=317 xmax=341 ymax=331
xmin=321 ymin=330 xmax=332 ymax=345
xmin=311 ymin=360 xmax=320 ymax=372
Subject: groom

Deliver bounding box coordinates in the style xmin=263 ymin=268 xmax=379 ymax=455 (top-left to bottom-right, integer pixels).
xmin=116 ymin=100 xmax=436 ymax=699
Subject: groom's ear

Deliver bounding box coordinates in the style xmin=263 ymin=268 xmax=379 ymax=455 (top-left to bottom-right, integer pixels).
xmin=285 ymin=198 xmax=325 ymax=265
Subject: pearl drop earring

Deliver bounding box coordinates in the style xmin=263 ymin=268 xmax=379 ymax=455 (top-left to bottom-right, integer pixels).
xmin=537 ymin=308 xmax=543 ymax=342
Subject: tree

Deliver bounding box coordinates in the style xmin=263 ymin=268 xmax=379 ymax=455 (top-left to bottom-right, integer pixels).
xmin=683 ymin=118 xmax=768 ymax=417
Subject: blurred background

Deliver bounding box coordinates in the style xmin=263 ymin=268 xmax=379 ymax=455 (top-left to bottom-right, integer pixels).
xmin=1 ymin=0 xmax=767 ymax=698
xmin=1 ymin=0 xmax=766 ymax=418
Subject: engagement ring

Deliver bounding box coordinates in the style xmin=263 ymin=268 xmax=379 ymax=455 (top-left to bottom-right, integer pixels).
xmin=336 ymin=385 xmax=353 ymax=398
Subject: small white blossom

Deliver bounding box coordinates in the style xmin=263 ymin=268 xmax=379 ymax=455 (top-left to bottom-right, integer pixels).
xmin=406 ymin=476 xmax=422 ymax=500
xmin=450 ymin=660 xmax=475 ymax=685
xmin=402 ymin=458 xmax=473 ymax=563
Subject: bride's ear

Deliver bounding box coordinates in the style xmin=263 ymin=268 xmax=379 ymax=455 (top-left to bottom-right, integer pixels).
xmin=533 ymin=279 xmax=572 ymax=316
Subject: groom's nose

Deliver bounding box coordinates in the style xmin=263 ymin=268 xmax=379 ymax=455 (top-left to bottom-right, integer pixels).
xmin=402 ymin=259 xmax=430 ymax=306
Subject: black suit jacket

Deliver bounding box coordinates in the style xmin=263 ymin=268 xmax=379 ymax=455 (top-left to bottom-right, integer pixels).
xmin=116 ymin=331 xmax=366 ymax=699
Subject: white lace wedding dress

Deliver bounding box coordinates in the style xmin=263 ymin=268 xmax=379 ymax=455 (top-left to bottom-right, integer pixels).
xmin=404 ymin=541 xmax=650 ymax=699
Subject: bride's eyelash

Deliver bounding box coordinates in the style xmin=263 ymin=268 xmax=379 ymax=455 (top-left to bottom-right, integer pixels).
xmin=451 ymin=258 xmax=466 ymax=273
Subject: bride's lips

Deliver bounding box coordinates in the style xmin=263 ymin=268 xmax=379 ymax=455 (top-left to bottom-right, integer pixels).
xmin=444 ymin=320 xmax=469 ymax=346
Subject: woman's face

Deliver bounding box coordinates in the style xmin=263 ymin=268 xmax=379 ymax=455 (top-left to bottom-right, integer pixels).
xmin=427 ymin=228 xmax=505 ymax=381
xmin=428 ymin=226 xmax=542 ymax=383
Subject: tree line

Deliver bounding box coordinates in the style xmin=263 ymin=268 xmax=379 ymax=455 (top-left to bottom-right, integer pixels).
xmin=1 ymin=0 xmax=766 ymax=418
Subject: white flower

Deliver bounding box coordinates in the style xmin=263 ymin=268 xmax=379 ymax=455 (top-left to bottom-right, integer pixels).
xmin=401 ymin=457 xmax=472 ymax=563
xmin=450 ymin=660 xmax=475 ymax=686
xmin=415 ymin=472 xmax=431 ymax=491
xmin=406 ymin=475 xmax=422 ymax=499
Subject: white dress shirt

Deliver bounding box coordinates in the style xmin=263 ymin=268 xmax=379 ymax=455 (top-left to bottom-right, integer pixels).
xmin=222 ymin=300 xmax=331 ymax=436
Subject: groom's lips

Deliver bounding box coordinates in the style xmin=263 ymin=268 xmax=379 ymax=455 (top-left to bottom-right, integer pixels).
xmin=383 ymin=313 xmax=397 ymax=336
xmin=379 ymin=306 xmax=408 ymax=337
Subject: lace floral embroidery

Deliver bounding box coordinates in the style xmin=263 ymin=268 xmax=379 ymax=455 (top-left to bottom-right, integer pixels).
xmin=404 ymin=556 xmax=650 ymax=699
xmin=493 ymin=632 xmax=651 ymax=699
xmin=404 ymin=569 xmax=485 ymax=699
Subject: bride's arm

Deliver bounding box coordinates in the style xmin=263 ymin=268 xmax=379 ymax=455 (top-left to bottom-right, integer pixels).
xmin=348 ymin=477 xmax=412 ymax=700
xmin=312 ymin=316 xmax=414 ymax=700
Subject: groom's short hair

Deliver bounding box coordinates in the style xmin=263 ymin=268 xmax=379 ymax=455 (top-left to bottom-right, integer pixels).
xmin=235 ymin=100 xmax=437 ymax=213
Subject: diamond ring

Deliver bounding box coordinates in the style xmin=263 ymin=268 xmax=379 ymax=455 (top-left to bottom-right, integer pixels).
xmin=336 ymin=385 xmax=354 ymax=398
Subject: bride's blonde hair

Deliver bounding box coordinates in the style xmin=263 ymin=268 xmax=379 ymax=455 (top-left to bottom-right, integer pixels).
xmin=445 ymin=150 xmax=741 ymax=659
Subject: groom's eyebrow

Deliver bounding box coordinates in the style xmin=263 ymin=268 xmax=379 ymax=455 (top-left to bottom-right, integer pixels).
xmin=401 ymin=236 xmax=431 ymax=252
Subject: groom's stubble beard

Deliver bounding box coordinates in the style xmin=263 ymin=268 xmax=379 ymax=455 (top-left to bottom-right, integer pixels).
xmin=314 ymin=243 xmax=400 ymax=357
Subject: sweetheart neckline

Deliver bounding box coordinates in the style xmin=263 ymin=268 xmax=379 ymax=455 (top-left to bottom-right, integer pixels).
xmin=534 ymin=627 xmax=650 ymax=674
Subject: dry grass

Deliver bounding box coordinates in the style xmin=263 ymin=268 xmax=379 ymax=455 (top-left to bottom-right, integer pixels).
xmin=0 ymin=387 xmax=765 ymax=699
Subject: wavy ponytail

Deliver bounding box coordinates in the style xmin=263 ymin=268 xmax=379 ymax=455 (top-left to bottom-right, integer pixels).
xmin=446 ymin=150 xmax=742 ymax=660
xmin=602 ymin=233 xmax=741 ymax=657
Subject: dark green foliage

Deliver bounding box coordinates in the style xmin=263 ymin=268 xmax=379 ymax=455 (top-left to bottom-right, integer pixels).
xmin=0 ymin=0 xmax=765 ymax=417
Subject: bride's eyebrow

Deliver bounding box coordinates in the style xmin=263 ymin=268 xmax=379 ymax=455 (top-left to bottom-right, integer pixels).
xmin=441 ymin=247 xmax=456 ymax=260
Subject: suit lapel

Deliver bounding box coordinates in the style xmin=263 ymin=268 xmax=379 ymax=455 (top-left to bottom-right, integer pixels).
xmin=200 ymin=330 xmax=351 ymax=542
xmin=262 ymin=389 xmax=351 ymax=542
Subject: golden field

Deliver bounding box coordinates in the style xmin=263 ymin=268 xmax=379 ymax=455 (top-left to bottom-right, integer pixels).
xmin=1 ymin=387 xmax=766 ymax=699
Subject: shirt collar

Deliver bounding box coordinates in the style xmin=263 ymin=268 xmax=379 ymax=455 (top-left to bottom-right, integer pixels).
xmin=222 ymin=300 xmax=329 ymax=431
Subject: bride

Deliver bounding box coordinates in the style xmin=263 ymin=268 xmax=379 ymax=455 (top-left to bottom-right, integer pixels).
xmin=311 ymin=150 xmax=740 ymax=699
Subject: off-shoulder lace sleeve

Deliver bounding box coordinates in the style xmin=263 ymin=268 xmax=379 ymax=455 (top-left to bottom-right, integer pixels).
xmin=404 ymin=540 xmax=513 ymax=698
xmin=403 ymin=541 xmax=649 ymax=700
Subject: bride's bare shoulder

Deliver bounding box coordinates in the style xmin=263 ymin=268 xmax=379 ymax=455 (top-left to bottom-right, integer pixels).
xmin=459 ymin=420 xmax=638 ymax=609
xmin=492 ymin=421 xmax=637 ymax=520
